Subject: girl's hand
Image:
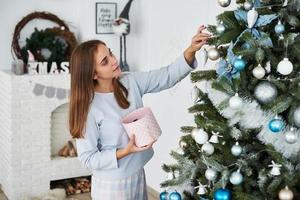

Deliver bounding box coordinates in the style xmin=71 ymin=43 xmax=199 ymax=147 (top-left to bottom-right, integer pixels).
xmin=184 ymin=25 xmax=212 ymax=66
xmin=125 ymin=134 xmax=156 ymax=153
xmin=116 ymin=134 xmax=156 ymax=160
xmin=188 ymin=25 xmax=211 ymax=52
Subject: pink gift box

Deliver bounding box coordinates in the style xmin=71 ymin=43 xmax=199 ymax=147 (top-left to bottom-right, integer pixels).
xmin=122 ymin=107 xmax=162 ymax=147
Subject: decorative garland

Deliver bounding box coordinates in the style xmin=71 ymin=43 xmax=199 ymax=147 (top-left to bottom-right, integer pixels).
xmin=11 ymin=11 xmax=77 ymax=73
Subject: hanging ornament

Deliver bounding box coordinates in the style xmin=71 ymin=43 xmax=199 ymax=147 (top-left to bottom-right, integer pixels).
xmin=229 ymin=169 xmax=243 ymax=185
xmin=243 ymin=1 xmax=253 ymax=11
xmin=191 ymin=86 xmax=200 ymax=104
xmin=278 ymin=186 xmax=294 ymax=200
xmin=203 ymin=48 xmax=209 ymax=66
xmin=179 ymin=141 xmax=187 ymax=148
xmin=231 ymin=142 xmax=242 ymax=156
xmin=268 ymin=116 xmax=285 ymax=133
xmin=209 ymin=131 xmax=223 ymax=143
xmin=207 ymin=47 xmax=220 ymax=61
xmin=169 ymin=191 xmax=182 ymax=200
xmin=191 ymin=128 xmax=209 ymax=144
xmin=252 ymin=64 xmax=266 ymax=79
xmin=205 ymin=168 xmax=217 ymax=181
xmin=233 ymin=56 xmax=246 ymax=71
xmin=247 ymin=8 xmax=258 ymax=28
xmin=160 ymin=190 xmax=168 ymax=200
xmin=214 ymin=188 xmax=232 ymax=200
xmin=216 ymin=22 xmax=226 ymax=34
xmin=275 ymin=20 xmax=285 ymax=35
xmin=293 ymin=106 xmax=300 ymax=127
xmin=195 ymin=182 xmax=208 ymax=195
xmin=229 ymin=93 xmax=243 ymax=109
xmin=176 ymin=147 xmax=184 ymax=155
xmin=277 ymin=58 xmax=293 ymax=75
xmin=254 ymin=81 xmax=278 ymax=104
xmin=167 ymin=172 xmax=174 ymax=180
xmin=218 ymin=0 xmax=231 ymax=7
xmin=265 ymin=61 xmax=271 ymax=73
xmin=279 ymin=34 xmax=285 ymax=41
xmin=285 ymin=127 xmax=298 ymax=144
xmin=201 ymin=142 xmax=215 ymax=156
xmin=268 ymin=160 xmax=282 ymax=176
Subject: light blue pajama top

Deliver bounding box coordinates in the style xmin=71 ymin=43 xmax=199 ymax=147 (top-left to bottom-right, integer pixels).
xmin=75 ymin=53 xmax=198 ymax=180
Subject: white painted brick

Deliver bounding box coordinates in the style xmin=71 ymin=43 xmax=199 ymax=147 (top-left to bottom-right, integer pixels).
xmin=0 ymin=70 xmax=90 ymax=200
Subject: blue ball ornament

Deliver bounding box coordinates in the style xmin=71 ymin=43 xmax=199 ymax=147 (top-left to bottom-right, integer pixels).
xmin=214 ymin=188 xmax=232 ymax=200
xmin=233 ymin=57 xmax=246 ymax=71
xmin=169 ymin=191 xmax=182 ymax=200
xmin=160 ymin=191 xmax=168 ymax=200
xmin=269 ymin=118 xmax=285 ymax=133
xmin=275 ymin=22 xmax=285 ymax=34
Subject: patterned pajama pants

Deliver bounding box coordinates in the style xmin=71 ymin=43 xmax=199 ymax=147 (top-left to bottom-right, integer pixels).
xmin=91 ymin=168 xmax=148 ymax=200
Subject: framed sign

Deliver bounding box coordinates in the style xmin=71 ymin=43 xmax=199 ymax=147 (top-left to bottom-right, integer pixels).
xmin=95 ymin=2 xmax=117 ymax=34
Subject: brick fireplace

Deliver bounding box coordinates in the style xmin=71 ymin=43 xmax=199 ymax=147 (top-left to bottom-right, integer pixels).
xmin=0 ymin=70 xmax=90 ymax=200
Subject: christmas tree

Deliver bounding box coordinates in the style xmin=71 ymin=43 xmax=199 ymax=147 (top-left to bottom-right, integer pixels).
xmin=160 ymin=0 xmax=300 ymax=199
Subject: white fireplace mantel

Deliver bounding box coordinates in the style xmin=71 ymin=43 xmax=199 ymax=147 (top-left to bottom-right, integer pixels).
xmin=0 ymin=70 xmax=91 ymax=200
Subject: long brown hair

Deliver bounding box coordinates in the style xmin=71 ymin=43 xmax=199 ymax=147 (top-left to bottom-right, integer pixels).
xmin=69 ymin=40 xmax=130 ymax=139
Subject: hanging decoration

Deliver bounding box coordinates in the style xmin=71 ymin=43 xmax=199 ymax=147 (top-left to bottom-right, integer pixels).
xmin=112 ymin=0 xmax=134 ymax=72
xmin=254 ymin=81 xmax=278 ymax=104
xmin=268 ymin=160 xmax=282 ymax=176
xmin=32 ymin=82 xmax=70 ymax=100
xmin=277 ymin=57 xmax=294 ymax=75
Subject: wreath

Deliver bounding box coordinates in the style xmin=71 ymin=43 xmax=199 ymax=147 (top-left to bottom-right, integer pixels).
xmin=11 ymin=11 xmax=77 ymax=73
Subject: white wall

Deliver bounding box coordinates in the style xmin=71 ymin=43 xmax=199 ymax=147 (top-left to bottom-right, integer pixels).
xmin=0 ymin=0 xmax=236 ymax=193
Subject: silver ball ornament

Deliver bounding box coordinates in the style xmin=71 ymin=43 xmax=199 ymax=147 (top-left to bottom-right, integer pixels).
xmin=243 ymin=1 xmax=253 ymax=10
xmin=254 ymin=81 xmax=278 ymax=104
xmin=201 ymin=142 xmax=215 ymax=156
xmin=285 ymin=128 xmax=298 ymax=144
xmin=207 ymin=47 xmax=220 ymax=61
xmin=218 ymin=0 xmax=231 ymax=7
xmin=278 ymin=186 xmax=294 ymax=200
xmin=277 ymin=58 xmax=293 ymax=75
xmin=229 ymin=93 xmax=243 ymax=109
xmin=252 ymin=64 xmax=266 ymax=79
xmin=231 ymin=142 xmax=242 ymax=156
xmin=205 ymin=168 xmax=217 ymax=181
xmin=192 ymin=128 xmax=209 ymax=144
xmin=229 ymin=170 xmax=243 ymax=185
xmin=216 ymin=23 xmax=226 ymax=34
xmin=293 ymin=107 xmax=300 ymax=127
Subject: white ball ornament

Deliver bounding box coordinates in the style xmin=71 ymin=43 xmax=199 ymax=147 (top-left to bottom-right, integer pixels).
xmin=278 ymin=186 xmax=294 ymax=200
xmin=205 ymin=168 xmax=217 ymax=181
xmin=201 ymin=142 xmax=215 ymax=156
xmin=254 ymin=81 xmax=278 ymax=104
xmin=243 ymin=1 xmax=253 ymax=10
xmin=231 ymin=142 xmax=242 ymax=156
xmin=285 ymin=127 xmax=298 ymax=144
xmin=293 ymin=106 xmax=300 ymax=127
xmin=229 ymin=170 xmax=243 ymax=185
xmin=252 ymin=64 xmax=266 ymax=79
xmin=277 ymin=58 xmax=293 ymax=75
xmin=229 ymin=93 xmax=243 ymax=109
xmin=207 ymin=47 xmax=220 ymax=61
xmin=218 ymin=0 xmax=231 ymax=7
xmin=192 ymin=128 xmax=209 ymax=144
xmin=216 ymin=22 xmax=226 ymax=34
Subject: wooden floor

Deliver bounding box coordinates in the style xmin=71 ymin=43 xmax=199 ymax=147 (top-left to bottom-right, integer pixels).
xmin=0 ymin=185 xmax=159 ymax=200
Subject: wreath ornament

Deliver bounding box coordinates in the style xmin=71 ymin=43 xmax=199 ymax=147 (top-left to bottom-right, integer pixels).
xmin=11 ymin=11 xmax=77 ymax=74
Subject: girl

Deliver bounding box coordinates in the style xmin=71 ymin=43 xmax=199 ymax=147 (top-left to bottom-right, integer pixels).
xmin=69 ymin=25 xmax=210 ymax=200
